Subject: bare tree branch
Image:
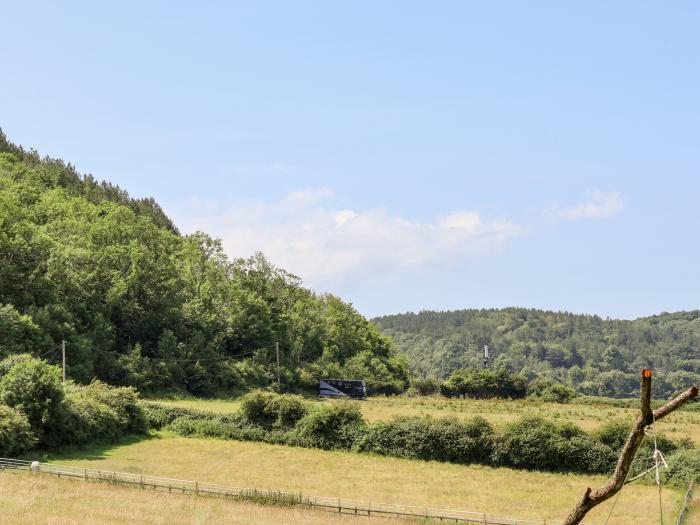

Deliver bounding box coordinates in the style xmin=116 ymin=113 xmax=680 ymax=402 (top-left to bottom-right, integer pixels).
xmin=563 ymin=370 xmax=697 ymax=525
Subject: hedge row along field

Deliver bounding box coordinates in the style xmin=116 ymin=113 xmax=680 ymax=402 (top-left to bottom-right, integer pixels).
xmin=0 ymin=355 xmax=145 ymax=457
xmin=143 ymin=391 xmax=700 ymax=483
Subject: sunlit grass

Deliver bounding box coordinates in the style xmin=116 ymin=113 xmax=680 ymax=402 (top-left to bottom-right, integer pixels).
xmin=39 ymin=432 xmax=684 ymax=524
xmin=0 ymin=470 xmax=401 ymax=525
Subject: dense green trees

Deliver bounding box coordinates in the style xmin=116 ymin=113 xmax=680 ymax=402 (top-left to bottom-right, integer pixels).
xmin=0 ymin=130 xmax=406 ymax=395
xmin=375 ymin=309 xmax=700 ymax=398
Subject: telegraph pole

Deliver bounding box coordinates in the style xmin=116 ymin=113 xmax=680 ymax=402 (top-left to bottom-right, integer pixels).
xmin=62 ymin=340 xmax=66 ymax=382
xmin=275 ymin=342 xmax=281 ymax=390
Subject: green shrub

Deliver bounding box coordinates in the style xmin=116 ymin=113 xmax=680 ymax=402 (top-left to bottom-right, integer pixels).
xmin=60 ymin=395 xmax=121 ymax=445
xmin=0 ymin=404 xmax=36 ymax=455
xmin=496 ymin=416 xmax=616 ymax=473
xmin=169 ymin=415 xmax=296 ymax=447
xmin=240 ymin=391 xmax=307 ymax=429
xmin=45 ymin=381 xmax=147 ymax=447
xmin=594 ymin=419 xmax=691 ymax=454
xmin=526 ymin=380 xmax=577 ymax=403
xmin=0 ymin=356 xmax=64 ymax=442
xmin=440 ymin=368 xmax=527 ymax=399
xmin=293 ymin=402 xmax=366 ymax=450
xmin=141 ymin=402 xmax=215 ymax=430
xmin=357 ymin=416 xmax=494 ymax=464
xmin=411 ymin=378 xmax=441 ymax=396
xmin=664 ymin=449 xmax=700 ymax=485
xmin=72 ymin=381 xmax=146 ymax=434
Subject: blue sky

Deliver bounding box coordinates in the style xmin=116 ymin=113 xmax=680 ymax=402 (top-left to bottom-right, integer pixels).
xmin=2 ymin=1 xmax=699 ymax=318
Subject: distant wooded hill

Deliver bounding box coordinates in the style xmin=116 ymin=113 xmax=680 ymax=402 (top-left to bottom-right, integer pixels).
xmin=374 ymin=308 xmax=700 ymax=397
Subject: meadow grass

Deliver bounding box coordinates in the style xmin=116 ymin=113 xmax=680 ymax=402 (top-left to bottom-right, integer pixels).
xmin=39 ymin=431 xmax=686 ymax=525
xmin=0 ymin=470 xmax=402 ymax=525
xmin=153 ymin=394 xmax=700 ymax=445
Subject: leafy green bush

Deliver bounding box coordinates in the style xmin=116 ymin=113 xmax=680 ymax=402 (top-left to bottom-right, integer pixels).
xmin=47 ymin=381 xmax=147 ymax=447
xmin=60 ymin=394 xmax=122 ymax=445
xmin=74 ymin=381 xmax=146 ymax=434
xmin=440 ymin=368 xmax=527 ymax=399
xmin=0 ymin=404 xmax=36 ymax=455
xmin=141 ymin=402 xmax=215 ymax=429
xmin=411 ymin=378 xmax=441 ymax=396
xmin=357 ymin=416 xmax=494 ymax=464
xmin=293 ymin=402 xmax=366 ymax=450
xmin=496 ymin=416 xmax=616 ymax=473
xmin=526 ymin=380 xmax=577 ymax=403
xmin=170 ymin=416 xmax=270 ymax=442
xmin=239 ymin=391 xmax=307 ymax=429
xmin=0 ymin=356 xmax=64 ymax=442
xmin=664 ymin=449 xmax=700 ymax=485
xmin=593 ymin=419 xmax=691 ymax=454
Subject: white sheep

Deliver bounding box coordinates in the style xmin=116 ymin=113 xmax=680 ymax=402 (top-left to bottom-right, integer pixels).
xmin=30 ymin=461 xmax=40 ymax=471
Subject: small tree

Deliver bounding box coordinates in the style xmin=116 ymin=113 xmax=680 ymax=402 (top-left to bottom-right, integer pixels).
xmin=0 ymin=356 xmax=64 ymax=441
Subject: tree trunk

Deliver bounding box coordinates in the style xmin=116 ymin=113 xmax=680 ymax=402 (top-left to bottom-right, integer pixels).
xmin=563 ymin=369 xmax=697 ymax=525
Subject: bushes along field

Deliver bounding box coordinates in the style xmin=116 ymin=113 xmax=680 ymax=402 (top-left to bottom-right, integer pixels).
xmin=0 ymin=355 xmax=145 ymax=456
xmin=157 ymin=390 xmax=695 ymax=478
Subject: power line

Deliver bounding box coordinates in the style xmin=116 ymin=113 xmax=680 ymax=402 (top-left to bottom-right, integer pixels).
xmin=150 ymin=350 xmax=259 ymax=364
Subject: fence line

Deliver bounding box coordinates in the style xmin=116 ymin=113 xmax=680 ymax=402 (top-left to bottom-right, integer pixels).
xmin=0 ymin=457 xmax=587 ymax=525
xmin=676 ymin=482 xmax=695 ymax=525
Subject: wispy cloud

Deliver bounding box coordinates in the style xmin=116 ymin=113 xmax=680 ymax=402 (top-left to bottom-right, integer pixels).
xmin=546 ymin=191 xmax=623 ymax=220
xmin=175 ymin=189 xmax=522 ymax=288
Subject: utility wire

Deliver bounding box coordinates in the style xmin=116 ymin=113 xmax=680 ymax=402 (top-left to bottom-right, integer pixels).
xmin=150 ymin=350 xmax=259 ymax=364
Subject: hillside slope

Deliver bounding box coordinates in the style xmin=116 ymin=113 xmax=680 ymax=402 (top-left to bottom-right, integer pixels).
xmin=374 ymin=308 xmax=700 ymax=397
xmin=0 ymin=129 xmax=406 ymax=395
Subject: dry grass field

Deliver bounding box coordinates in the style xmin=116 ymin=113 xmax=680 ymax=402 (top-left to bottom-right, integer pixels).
xmin=0 ymin=470 xmax=402 ymax=525
xmin=37 ymin=432 xmax=688 ymax=525
xmin=155 ymin=395 xmax=700 ymax=445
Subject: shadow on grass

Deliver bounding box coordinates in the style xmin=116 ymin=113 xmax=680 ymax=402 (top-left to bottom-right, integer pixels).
xmin=21 ymin=431 xmax=163 ymax=463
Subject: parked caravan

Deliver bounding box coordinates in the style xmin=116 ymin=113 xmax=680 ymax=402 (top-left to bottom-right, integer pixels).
xmin=319 ymin=379 xmax=367 ymax=399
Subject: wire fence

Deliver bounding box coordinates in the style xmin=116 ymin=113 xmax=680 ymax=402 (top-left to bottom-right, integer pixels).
xmin=676 ymin=482 xmax=695 ymax=525
xmin=0 ymin=457 xmax=586 ymax=525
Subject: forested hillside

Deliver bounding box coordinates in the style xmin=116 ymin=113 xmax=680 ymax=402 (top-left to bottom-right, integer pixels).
xmin=0 ymin=129 xmax=406 ymax=395
xmin=374 ymin=309 xmax=700 ymax=397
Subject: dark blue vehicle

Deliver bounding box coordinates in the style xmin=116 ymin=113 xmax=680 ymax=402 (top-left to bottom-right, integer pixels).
xmin=319 ymin=379 xmax=367 ymax=399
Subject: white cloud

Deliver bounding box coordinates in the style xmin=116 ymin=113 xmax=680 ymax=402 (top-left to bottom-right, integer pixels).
xmin=547 ymin=191 xmax=623 ymax=220
xmin=175 ymin=189 xmax=522 ymax=288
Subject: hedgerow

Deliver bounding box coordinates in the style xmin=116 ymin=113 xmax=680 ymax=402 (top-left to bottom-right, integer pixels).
xmin=158 ymin=393 xmax=696 ymax=476
xmin=356 ymin=416 xmax=494 ymax=464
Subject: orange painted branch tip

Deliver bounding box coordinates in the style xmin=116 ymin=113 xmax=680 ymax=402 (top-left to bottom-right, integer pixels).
xmin=642 ymin=369 xmax=652 ymax=378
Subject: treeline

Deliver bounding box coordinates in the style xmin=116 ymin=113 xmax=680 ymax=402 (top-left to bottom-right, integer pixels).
xmin=0 ymin=130 xmax=407 ymax=395
xmin=0 ymin=130 xmax=177 ymax=233
xmin=144 ymin=391 xmax=699 ymax=483
xmin=375 ymin=308 xmax=700 ymax=398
